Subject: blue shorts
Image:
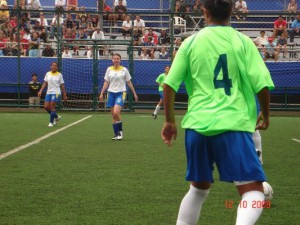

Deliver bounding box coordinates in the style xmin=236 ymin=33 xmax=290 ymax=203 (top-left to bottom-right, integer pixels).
xmin=185 ymin=129 xmax=266 ymax=183
xmin=159 ymin=91 xmax=163 ymax=100
xmin=106 ymin=92 xmax=126 ymax=108
xmin=45 ymin=94 xmax=61 ymax=103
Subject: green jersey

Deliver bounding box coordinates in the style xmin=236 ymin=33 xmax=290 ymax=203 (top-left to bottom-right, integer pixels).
xmin=164 ymin=26 xmax=274 ymax=136
xmin=156 ymin=73 xmax=167 ymax=91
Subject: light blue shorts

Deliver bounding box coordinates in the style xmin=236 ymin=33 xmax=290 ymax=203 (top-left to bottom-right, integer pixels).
xmin=45 ymin=94 xmax=61 ymax=103
xmin=106 ymin=92 xmax=126 ymax=108
xmin=185 ymin=129 xmax=266 ymax=183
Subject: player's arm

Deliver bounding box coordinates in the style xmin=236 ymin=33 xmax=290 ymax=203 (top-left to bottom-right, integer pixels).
xmin=38 ymin=81 xmax=47 ymax=97
xmin=161 ymin=84 xmax=177 ymax=146
xmin=99 ymin=80 xmax=109 ymax=101
xmin=127 ymin=80 xmax=138 ymax=101
xmin=60 ymin=83 xmax=67 ymax=101
xmin=256 ymin=87 xmax=270 ymax=130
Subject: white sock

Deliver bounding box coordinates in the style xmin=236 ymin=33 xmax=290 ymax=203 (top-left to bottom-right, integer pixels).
xmin=235 ymin=191 xmax=265 ymax=225
xmin=176 ymin=185 xmax=210 ymax=225
xmin=252 ymin=130 xmax=263 ymax=163
xmin=153 ymin=105 xmax=160 ymax=115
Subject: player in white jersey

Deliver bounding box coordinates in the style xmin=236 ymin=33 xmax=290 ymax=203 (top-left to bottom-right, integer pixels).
xmin=38 ymin=62 xmax=67 ymax=127
xmin=99 ymin=53 xmax=138 ymax=140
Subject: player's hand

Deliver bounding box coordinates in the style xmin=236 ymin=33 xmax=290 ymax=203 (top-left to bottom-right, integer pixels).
xmin=37 ymin=91 xmax=41 ymax=97
xmin=99 ymin=93 xmax=103 ymax=101
xmin=161 ymin=122 xmax=177 ymax=146
xmin=256 ymin=111 xmax=269 ymax=130
xmin=134 ymin=94 xmax=138 ymax=101
xmin=63 ymin=93 xmax=67 ymax=102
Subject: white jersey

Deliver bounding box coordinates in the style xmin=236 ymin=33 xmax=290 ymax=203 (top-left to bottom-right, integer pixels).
xmin=104 ymin=66 xmax=131 ymax=93
xmin=44 ymin=71 xmax=64 ymax=95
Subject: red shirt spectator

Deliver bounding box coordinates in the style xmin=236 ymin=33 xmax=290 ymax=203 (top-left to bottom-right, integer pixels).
xmin=143 ymin=28 xmax=158 ymax=45
xmin=274 ymin=19 xmax=287 ymax=28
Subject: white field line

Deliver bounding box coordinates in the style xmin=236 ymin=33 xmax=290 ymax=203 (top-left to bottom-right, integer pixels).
xmin=292 ymin=138 xmax=300 ymax=143
xmin=0 ymin=115 xmax=92 ymax=160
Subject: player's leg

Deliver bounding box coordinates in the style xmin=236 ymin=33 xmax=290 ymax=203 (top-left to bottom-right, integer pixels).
xmin=111 ymin=92 xmax=125 ymax=140
xmin=176 ymin=129 xmax=212 ymax=225
xmin=152 ymin=91 xmax=163 ymax=119
xmin=252 ymin=130 xmax=263 ymax=164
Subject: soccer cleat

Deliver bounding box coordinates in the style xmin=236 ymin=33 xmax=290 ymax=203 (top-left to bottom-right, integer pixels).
xmin=117 ymin=131 xmax=123 ymax=140
xmin=152 ymin=113 xmax=157 ymax=119
xmin=112 ymin=135 xmax=118 ymax=140
xmin=48 ymin=123 xmax=54 ymax=127
xmin=54 ymin=115 xmax=61 ymax=125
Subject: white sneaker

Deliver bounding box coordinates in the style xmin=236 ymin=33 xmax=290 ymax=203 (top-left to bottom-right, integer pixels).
xmin=117 ymin=131 xmax=123 ymax=140
xmin=48 ymin=123 xmax=54 ymax=127
xmin=54 ymin=115 xmax=61 ymax=123
xmin=112 ymin=135 xmax=118 ymax=140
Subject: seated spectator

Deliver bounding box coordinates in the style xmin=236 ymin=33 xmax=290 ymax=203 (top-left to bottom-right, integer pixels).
xmin=272 ymin=15 xmax=287 ymax=40
xmin=10 ymin=15 xmax=18 ymax=32
xmin=78 ymin=15 xmax=89 ymax=33
xmin=0 ymin=33 xmax=7 ymax=56
xmin=37 ymin=13 xmax=48 ymax=27
xmin=66 ymin=0 xmax=78 ymax=11
xmin=62 ymin=46 xmax=72 ymax=58
xmin=139 ymin=36 xmax=155 ymax=59
xmin=0 ymin=1 xmax=9 ymax=23
xmin=134 ymin=15 xmax=145 ymax=35
xmin=103 ymin=1 xmax=112 ymax=21
xmin=143 ymin=28 xmax=158 ymax=45
xmin=174 ymin=38 xmax=182 ymax=48
xmin=32 ymin=21 xmax=47 ymax=43
xmin=0 ymin=19 xmax=13 ymax=38
xmin=140 ymin=47 xmax=149 ymax=60
xmin=110 ymin=0 xmax=126 ymax=25
xmin=113 ymin=0 xmax=126 ymax=7
xmin=158 ymin=28 xmax=170 ymax=46
xmin=42 ymin=43 xmax=55 ymax=57
xmin=287 ymin=0 xmax=297 ymax=22
xmin=234 ymin=0 xmax=249 ymax=21
xmin=193 ymin=0 xmax=203 ymax=13
xmin=14 ymin=0 xmax=25 ymax=9
xmin=27 ymin=0 xmax=42 ymax=18
xmin=55 ymin=0 xmax=65 ymax=10
xmin=276 ymin=33 xmax=288 ymax=58
xmin=91 ymin=28 xmax=105 ymax=55
xmin=133 ymin=29 xmax=141 ymax=46
xmin=253 ymin=30 xmax=268 ymax=47
xmin=263 ymin=37 xmax=279 ymax=62
xmin=174 ymin=0 xmax=185 ymax=18
xmin=159 ymin=46 xmax=169 ymax=59
xmin=89 ymin=16 xmax=100 ymax=33
xmin=17 ymin=34 xmax=29 ymax=56
xmin=50 ymin=13 xmax=64 ymax=39
xmin=122 ymin=15 xmax=132 ymax=38
xmin=63 ymin=13 xmax=76 ymax=34
xmin=87 ymin=46 xmax=100 ymax=58
xmin=5 ymin=35 xmax=19 ymax=56
xmin=289 ymin=13 xmax=300 ymax=43
xmin=28 ymin=32 xmax=40 ymax=57
xmin=23 ymin=28 xmax=31 ymax=40
xmin=73 ymin=28 xmax=88 ymax=56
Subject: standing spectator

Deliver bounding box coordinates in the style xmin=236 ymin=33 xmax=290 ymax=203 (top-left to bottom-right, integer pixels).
xmin=263 ymin=37 xmax=279 ymax=62
xmin=62 ymin=46 xmax=72 ymax=58
xmin=253 ymin=30 xmax=268 ymax=47
xmin=66 ymin=0 xmax=78 ymax=11
xmin=287 ymin=0 xmax=297 ymax=22
xmin=42 ymin=43 xmax=55 ymax=57
xmin=99 ymin=53 xmax=138 ymax=140
xmin=159 ymin=28 xmax=171 ymax=46
xmin=272 ymin=15 xmax=287 ymax=40
xmin=28 ymin=73 xmax=42 ymax=107
xmin=27 ymin=0 xmax=42 ymax=18
xmin=111 ymin=0 xmax=126 ymax=25
xmin=55 ymin=0 xmax=66 ymax=10
xmin=159 ymin=46 xmax=169 ymax=59
xmin=50 ymin=13 xmax=64 ymax=39
xmin=0 ymin=1 xmax=9 ymax=23
xmin=161 ymin=2 xmax=274 ymax=225
xmin=38 ymin=62 xmax=67 ymax=127
xmin=92 ymin=28 xmax=105 ymax=55
xmin=276 ymin=33 xmax=288 ymax=58
xmin=152 ymin=66 xmax=170 ymax=119
xmin=28 ymin=32 xmax=40 ymax=57
xmin=121 ymin=15 xmax=132 ymax=38
xmin=289 ymin=13 xmax=300 ymax=43
xmin=133 ymin=15 xmax=145 ymax=35
xmin=234 ymin=0 xmax=248 ymax=21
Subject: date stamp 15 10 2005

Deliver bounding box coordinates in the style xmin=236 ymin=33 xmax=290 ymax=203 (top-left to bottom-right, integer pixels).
xmin=225 ymin=200 xmax=271 ymax=209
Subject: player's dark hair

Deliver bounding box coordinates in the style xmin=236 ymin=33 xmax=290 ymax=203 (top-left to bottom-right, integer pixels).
xmin=203 ymin=0 xmax=232 ymax=22
xmin=32 ymin=73 xmax=37 ymax=77
xmin=51 ymin=62 xmax=58 ymax=66
xmin=112 ymin=53 xmax=122 ymax=59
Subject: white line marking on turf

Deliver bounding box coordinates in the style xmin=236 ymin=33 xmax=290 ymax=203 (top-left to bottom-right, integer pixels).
xmin=0 ymin=115 xmax=92 ymax=160
xmin=292 ymin=138 xmax=300 ymax=143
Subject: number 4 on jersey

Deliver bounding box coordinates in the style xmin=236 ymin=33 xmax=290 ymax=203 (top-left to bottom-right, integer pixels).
xmin=214 ymin=54 xmax=232 ymax=96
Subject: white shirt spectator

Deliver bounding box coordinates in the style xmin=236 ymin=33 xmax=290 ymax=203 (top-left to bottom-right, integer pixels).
xmin=28 ymin=0 xmax=42 ymax=9
xmin=235 ymin=1 xmax=247 ymax=11
xmin=92 ymin=30 xmax=105 ymax=40
xmin=122 ymin=20 xmax=132 ymax=29
xmin=62 ymin=51 xmax=72 ymax=58
xmin=55 ymin=0 xmax=66 ymax=7
xmin=87 ymin=49 xmax=100 ymax=58
xmin=37 ymin=17 xmax=48 ymax=26
xmin=51 ymin=15 xmax=64 ymax=25
xmin=114 ymin=0 xmax=126 ymax=7
xmin=254 ymin=36 xmax=268 ymax=46
xmin=134 ymin=19 xmax=145 ymax=28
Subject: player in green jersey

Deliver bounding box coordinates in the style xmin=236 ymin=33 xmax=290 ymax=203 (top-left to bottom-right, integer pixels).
xmin=161 ymin=0 xmax=274 ymax=225
xmin=152 ymin=66 xmax=170 ymax=119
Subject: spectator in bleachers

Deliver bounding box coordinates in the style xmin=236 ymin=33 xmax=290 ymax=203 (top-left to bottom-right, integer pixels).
xmin=37 ymin=13 xmax=48 ymax=27
xmin=10 ymin=15 xmax=18 ymax=32
xmin=159 ymin=46 xmax=169 ymax=59
xmin=0 ymin=1 xmax=9 ymax=23
xmin=287 ymin=0 xmax=297 ymax=22
xmin=17 ymin=34 xmax=29 ymax=56
xmin=0 ymin=33 xmax=7 ymax=56
xmin=32 ymin=20 xmax=47 ymax=42
xmin=87 ymin=46 xmax=100 ymax=58
xmin=90 ymin=16 xmax=100 ymax=33
xmin=92 ymin=27 xmax=105 ymax=55
xmin=77 ymin=15 xmax=89 ymax=35
xmin=193 ymin=0 xmax=203 ymax=13
xmin=276 ymin=33 xmax=288 ymax=58
xmin=140 ymin=36 xmax=155 ymax=59
xmin=63 ymin=13 xmax=76 ymax=34
xmin=42 ymin=43 xmax=55 ymax=57
xmin=110 ymin=0 xmax=126 ymax=26
xmin=158 ymin=28 xmax=171 ymax=46
xmin=140 ymin=47 xmax=149 ymax=60
xmin=263 ymin=37 xmax=279 ymax=62
xmin=27 ymin=0 xmax=42 ymax=18
xmin=5 ymin=35 xmax=19 ymax=56
xmin=174 ymin=0 xmax=185 ymax=18
xmin=272 ymin=15 xmax=287 ymax=40
xmin=132 ymin=29 xmax=141 ymax=46
xmin=23 ymin=28 xmax=31 ymax=40
xmin=133 ymin=15 xmax=145 ymax=35
xmin=66 ymin=0 xmax=78 ymax=11
xmin=234 ymin=0 xmax=248 ymax=21
xmin=73 ymin=28 xmax=88 ymax=56
xmin=62 ymin=46 xmax=72 ymax=58
xmin=253 ymin=30 xmax=268 ymax=47
xmin=14 ymin=0 xmax=25 ymax=9
xmin=113 ymin=0 xmax=126 ymax=7
xmin=122 ymin=15 xmax=132 ymax=38
xmin=50 ymin=13 xmax=64 ymax=39
xmin=0 ymin=19 xmax=13 ymax=38
xmin=103 ymin=1 xmax=112 ymax=21
xmin=28 ymin=31 xmax=40 ymax=57
xmin=55 ymin=0 xmax=66 ymax=10
xmin=289 ymin=13 xmax=300 ymax=43
xmin=143 ymin=28 xmax=158 ymax=45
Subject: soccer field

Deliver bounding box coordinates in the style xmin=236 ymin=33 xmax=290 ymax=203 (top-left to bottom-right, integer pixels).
xmin=0 ymin=113 xmax=299 ymax=225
